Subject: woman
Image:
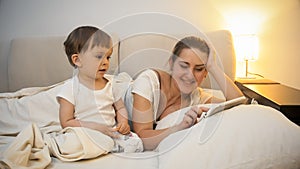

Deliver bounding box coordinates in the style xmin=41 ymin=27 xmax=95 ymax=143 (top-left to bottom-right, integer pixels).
xmin=125 ymin=36 xmax=243 ymax=150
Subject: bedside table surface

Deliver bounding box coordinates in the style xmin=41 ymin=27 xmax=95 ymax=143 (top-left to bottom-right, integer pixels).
xmin=244 ymin=84 xmax=300 ymax=106
xmin=236 ymin=78 xmax=279 ymax=84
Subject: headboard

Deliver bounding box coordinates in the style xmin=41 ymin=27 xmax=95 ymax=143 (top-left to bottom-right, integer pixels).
xmin=8 ymin=35 xmax=119 ymax=92
xmin=118 ymin=30 xmax=236 ymax=89
xmin=7 ymin=30 xmax=236 ymax=92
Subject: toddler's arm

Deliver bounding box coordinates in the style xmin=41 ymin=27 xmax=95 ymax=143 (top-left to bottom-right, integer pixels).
xmin=114 ymin=99 xmax=130 ymax=135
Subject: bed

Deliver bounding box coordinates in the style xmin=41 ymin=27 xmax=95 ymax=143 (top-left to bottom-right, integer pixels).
xmin=0 ymin=30 xmax=299 ymax=169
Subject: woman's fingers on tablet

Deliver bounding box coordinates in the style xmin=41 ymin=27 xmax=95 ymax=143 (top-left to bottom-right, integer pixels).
xmin=199 ymin=106 xmax=209 ymax=112
xmin=195 ymin=106 xmax=209 ymax=117
xmin=185 ymin=108 xmax=197 ymax=126
xmin=184 ymin=106 xmax=210 ymax=127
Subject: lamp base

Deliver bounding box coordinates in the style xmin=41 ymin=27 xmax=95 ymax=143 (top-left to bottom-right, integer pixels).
xmin=240 ymin=60 xmax=257 ymax=79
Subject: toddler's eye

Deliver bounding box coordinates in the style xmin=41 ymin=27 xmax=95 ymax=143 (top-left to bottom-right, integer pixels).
xmin=180 ymin=64 xmax=188 ymax=69
xmin=96 ymin=55 xmax=103 ymax=59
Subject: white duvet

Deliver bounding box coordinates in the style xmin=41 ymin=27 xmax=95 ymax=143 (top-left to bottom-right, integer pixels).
xmin=157 ymin=105 xmax=300 ymax=169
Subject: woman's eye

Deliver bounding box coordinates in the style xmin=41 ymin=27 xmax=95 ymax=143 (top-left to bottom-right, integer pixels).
xmin=196 ymin=67 xmax=205 ymax=72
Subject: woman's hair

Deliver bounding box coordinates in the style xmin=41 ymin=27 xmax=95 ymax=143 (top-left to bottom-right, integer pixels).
xmin=170 ymin=36 xmax=210 ymax=63
xmin=64 ymin=26 xmax=112 ymax=67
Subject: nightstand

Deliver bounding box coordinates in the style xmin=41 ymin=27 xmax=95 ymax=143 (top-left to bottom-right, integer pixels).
xmin=235 ymin=78 xmax=300 ymax=125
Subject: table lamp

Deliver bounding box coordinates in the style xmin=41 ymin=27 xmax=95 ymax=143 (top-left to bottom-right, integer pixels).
xmin=234 ymin=34 xmax=259 ymax=78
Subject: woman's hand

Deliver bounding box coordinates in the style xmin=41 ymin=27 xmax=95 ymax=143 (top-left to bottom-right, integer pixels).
xmin=177 ymin=106 xmax=209 ymax=129
xmin=116 ymin=122 xmax=131 ymax=135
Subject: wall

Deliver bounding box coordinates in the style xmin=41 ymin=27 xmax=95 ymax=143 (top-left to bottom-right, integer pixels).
xmin=256 ymin=2 xmax=300 ymax=88
xmin=0 ymin=0 xmax=299 ymax=92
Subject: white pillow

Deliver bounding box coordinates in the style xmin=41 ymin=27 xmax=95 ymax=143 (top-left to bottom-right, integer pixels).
xmin=0 ymin=82 xmax=64 ymax=136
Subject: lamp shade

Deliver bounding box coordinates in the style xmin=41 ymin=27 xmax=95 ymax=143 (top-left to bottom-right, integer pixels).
xmin=234 ymin=34 xmax=259 ymax=61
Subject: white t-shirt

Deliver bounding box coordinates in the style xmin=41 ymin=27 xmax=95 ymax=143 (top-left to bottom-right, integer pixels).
xmin=57 ymin=74 xmax=117 ymax=127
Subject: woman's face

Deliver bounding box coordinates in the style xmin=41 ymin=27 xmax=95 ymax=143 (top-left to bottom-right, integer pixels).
xmin=171 ymin=47 xmax=208 ymax=94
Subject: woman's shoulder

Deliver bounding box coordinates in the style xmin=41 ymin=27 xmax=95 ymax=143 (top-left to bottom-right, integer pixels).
xmin=153 ymin=69 xmax=169 ymax=77
xmin=144 ymin=68 xmax=169 ymax=79
xmin=135 ymin=69 xmax=159 ymax=79
xmin=152 ymin=69 xmax=172 ymax=85
xmin=138 ymin=69 xmax=169 ymax=82
xmin=133 ymin=69 xmax=162 ymax=89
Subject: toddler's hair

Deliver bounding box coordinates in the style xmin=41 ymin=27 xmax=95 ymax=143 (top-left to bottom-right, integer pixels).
xmin=64 ymin=26 xmax=112 ymax=67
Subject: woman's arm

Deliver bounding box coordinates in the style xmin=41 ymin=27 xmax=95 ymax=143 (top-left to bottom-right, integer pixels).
xmin=206 ymin=48 xmax=243 ymax=101
xmin=132 ymin=93 xmax=199 ymax=150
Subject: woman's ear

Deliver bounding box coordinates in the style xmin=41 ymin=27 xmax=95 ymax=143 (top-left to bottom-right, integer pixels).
xmin=71 ymin=54 xmax=82 ymax=67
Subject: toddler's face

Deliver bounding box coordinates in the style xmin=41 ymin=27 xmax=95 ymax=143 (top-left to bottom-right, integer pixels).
xmin=78 ymin=45 xmax=113 ymax=80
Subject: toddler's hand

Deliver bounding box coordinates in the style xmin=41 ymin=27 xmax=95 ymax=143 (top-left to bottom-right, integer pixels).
xmin=96 ymin=124 xmax=119 ymax=138
xmin=116 ymin=122 xmax=130 ymax=135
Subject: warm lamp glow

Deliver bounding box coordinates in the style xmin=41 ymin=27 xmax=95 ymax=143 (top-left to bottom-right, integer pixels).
xmin=234 ymin=34 xmax=259 ymax=78
xmin=224 ymin=9 xmax=263 ymax=35
xmin=234 ymin=34 xmax=259 ymax=61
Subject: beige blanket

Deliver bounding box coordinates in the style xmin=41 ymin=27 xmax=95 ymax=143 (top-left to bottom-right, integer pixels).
xmin=1 ymin=123 xmax=51 ymax=169
xmin=1 ymin=123 xmax=114 ymax=169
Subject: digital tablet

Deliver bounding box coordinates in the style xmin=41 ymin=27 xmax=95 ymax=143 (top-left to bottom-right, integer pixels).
xmin=199 ymin=96 xmax=247 ymax=120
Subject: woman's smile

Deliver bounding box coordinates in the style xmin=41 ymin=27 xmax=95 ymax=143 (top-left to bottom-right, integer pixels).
xmin=180 ymin=76 xmax=196 ymax=86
